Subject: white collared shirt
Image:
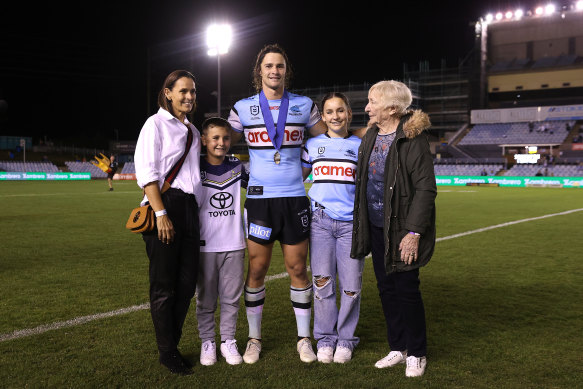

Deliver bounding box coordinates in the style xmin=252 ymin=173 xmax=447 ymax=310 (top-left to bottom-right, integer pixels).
xmin=134 ymin=108 xmax=202 ymax=204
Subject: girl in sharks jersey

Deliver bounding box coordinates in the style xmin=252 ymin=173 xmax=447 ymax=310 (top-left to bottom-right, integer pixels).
xmin=301 ymin=92 xmax=364 ymax=364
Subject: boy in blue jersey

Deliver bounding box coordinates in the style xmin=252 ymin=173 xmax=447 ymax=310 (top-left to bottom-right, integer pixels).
xmin=227 ymin=44 xmax=327 ymax=364
xmin=196 ymin=117 xmax=248 ymax=366
xmin=302 ymin=92 xmax=364 ymax=364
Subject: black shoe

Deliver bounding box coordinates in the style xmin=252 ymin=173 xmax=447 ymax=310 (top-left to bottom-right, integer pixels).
xmin=177 ymin=350 xmax=193 ymax=368
xmin=109 ymin=188 xmax=113 ymax=191
xmin=159 ymin=351 xmax=193 ymax=375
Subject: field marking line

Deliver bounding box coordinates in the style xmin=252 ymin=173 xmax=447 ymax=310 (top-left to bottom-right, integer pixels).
xmin=0 ymin=191 xmax=139 ymax=198
xmin=2 ymin=207 xmax=582 ymax=343
xmin=0 ymin=271 xmax=302 ymax=343
xmin=435 ymin=207 xmax=583 ymax=242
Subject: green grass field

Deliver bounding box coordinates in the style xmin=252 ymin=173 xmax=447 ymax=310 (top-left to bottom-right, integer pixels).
xmin=0 ymin=180 xmax=582 ymax=388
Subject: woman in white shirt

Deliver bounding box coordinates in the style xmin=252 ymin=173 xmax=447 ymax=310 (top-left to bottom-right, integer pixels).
xmin=134 ymin=70 xmax=202 ymax=376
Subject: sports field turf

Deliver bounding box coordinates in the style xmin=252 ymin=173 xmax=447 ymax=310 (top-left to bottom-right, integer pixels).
xmin=0 ymin=180 xmax=582 ymax=388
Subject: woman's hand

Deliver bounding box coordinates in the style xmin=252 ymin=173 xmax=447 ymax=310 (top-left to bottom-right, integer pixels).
xmin=399 ymin=233 xmax=420 ymax=265
xmin=156 ymin=214 xmax=175 ymax=244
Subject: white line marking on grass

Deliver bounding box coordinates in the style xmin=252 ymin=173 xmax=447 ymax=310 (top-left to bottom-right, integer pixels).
xmin=0 ymin=270 xmax=307 ymax=343
xmin=435 ymin=208 xmax=583 ymax=242
xmin=2 ymin=208 xmax=582 ymax=342
xmin=0 ymin=304 xmax=149 ymax=342
xmin=0 ymin=191 xmax=138 ymax=198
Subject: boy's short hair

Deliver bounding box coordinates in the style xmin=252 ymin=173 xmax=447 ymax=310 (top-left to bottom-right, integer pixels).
xmin=201 ymin=117 xmax=232 ymax=134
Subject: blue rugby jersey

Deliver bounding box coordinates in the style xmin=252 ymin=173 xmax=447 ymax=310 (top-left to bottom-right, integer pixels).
xmin=228 ymin=92 xmax=321 ymax=198
xmin=301 ymin=133 xmax=361 ymax=221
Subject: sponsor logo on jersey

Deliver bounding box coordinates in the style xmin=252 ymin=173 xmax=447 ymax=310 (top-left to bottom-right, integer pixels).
xmin=249 ymin=223 xmax=272 ymax=240
xmin=210 ymin=192 xmax=233 ymax=209
xmin=246 ymin=128 xmax=304 ymax=146
xmin=200 ymin=171 xmax=207 ymax=180
xmin=289 ymin=104 xmax=304 ymax=116
xmin=248 ymin=186 xmax=263 ymax=195
xmin=312 ymin=161 xmax=357 ymax=181
xmin=345 ymin=149 xmax=357 ymax=157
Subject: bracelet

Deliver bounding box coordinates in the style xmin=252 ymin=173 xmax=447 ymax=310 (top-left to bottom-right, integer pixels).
xmin=409 ymin=231 xmax=420 ymax=236
xmin=155 ymin=209 xmax=167 ymax=217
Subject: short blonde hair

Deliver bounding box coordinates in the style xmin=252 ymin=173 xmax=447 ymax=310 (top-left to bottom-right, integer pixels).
xmin=369 ymin=80 xmax=412 ymax=117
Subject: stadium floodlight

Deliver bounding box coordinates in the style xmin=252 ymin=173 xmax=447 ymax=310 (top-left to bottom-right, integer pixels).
xmin=515 ymin=9 xmax=524 ymax=19
xmin=485 ymin=13 xmax=494 ymax=23
xmin=535 ymin=6 xmax=544 ymax=15
xmin=496 ymin=12 xmax=503 ymax=20
xmin=576 ymin=0 xmax=583 ymax=10
xmin=505 ymin=11 xmax=513 ymax=19
xmin=206 ymin=23 xmax=232 ymax=117
xmin=545 ymin=3 xmax=556 ymax=15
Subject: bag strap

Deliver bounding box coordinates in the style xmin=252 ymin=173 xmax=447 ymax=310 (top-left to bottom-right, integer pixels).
xmin=142 ymin=123 xmax=194 ymax=198
xmin=161 ymin=123 xmax=194 ymax=194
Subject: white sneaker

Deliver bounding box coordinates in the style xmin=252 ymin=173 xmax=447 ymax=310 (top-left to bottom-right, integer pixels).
xmin=297 ymin=338 xmax=317 ymax=363
xmin=406 ymin=355 xmax=427 ymax=377
xmin=375 ymin=350 xmax=407 ymax=368
xmin=220 ymin=339 xmax=243 ymax=365
xmin=243 ymin=339 xmax=262 ymax=364
xmin=333 ymin=346 xmax=352 ymax=363
xmin=200 ymin=340 xmax=217 ymax=366
xmin=317 ymin=346 xmax=334 ymax=363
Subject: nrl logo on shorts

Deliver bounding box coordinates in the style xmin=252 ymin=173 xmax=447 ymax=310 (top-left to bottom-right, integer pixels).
xmin=301 ymin=215 xmax=309 ymax=228
xmin=318 ymin=147 xmax=325 ymax=155
xmin=250 ymin=105 xmax=260 ymax=116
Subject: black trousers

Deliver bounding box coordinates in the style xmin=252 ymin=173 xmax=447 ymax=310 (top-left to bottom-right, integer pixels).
xmin=370 ymin=224 xmax=427 ymax=357
xmin=143 ymin=188 xmax=200 ymax=355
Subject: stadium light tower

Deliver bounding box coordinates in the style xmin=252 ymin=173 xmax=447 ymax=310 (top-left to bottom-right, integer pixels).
xmin=206 ymin=23 xmax=232 ymax=117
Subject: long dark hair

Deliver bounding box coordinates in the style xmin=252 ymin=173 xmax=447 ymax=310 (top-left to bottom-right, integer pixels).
xmin=252 ymin=44 xmax=293 ymax=93
xmin=157 ymin=70 xmax=197 ymax=118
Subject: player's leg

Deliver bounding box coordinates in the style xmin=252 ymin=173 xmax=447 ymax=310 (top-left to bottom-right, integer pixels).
xmin=196 ymin=251 xmax=219 ymax=365
xmin=242 ymin=239 xmax=273 ymax=363
xmin=217 ymin=249 xmax=245 ymax=365
xmin=309 ymin=208 xmax=338 ymax=363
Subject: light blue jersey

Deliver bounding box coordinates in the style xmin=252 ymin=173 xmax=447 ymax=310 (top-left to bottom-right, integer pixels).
xmin=228 ymin=92 xmax=321 ymax=199
xmin=301 ymin=133 xmax=361 ymax=221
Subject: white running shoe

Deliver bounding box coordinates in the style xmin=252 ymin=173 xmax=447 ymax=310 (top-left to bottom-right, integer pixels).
xmin=317 ymin=346 xmax=334 ymax=363
xmin=243 ymin=339 xmax=262 ymax=364
xmin=375 ymin=350 xmax=407 ymax=368
xmin=405 ymin=356 xmax=427 ymax=377
xmin=200 ymin=340 xmax=217 ymax=366
xmin=220 ymin=339 xmax=243 ymax=365
xmin=297 ymin=338 xmax=317 ymax=363
xmin=333 ymin=346 xmax=352 ymax=363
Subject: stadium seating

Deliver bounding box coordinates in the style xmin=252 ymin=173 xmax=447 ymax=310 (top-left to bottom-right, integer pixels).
xmin=0 ymin=161 xmax=60 ymax=172
xmin=504 ymin=163 xmax=582 ymax=177
xmin=121 ymin=162 xmax=135 ymax=174
xmin=458 ymin=120 xmax=573 ymax=146
xmin=434 ymin=163 xmax=504 ymax=176
xmin=65 ymin=161 xmax=107 ymax=178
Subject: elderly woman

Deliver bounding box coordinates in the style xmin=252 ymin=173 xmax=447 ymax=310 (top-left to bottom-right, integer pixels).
xmin=350 ymin=80 xmax=436 ymax=377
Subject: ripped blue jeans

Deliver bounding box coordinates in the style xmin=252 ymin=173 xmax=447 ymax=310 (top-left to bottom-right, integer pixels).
xmin=310 ymin=208 xmax=364 ymax=351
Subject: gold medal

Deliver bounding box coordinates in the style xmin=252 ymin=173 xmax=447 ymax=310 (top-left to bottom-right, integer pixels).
xmin=274 ymin=151 xmax=281 ymax=165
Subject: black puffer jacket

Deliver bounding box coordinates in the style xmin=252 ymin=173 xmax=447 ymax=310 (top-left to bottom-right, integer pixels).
xmin=350 ymin=110 xmax=437 ymax=274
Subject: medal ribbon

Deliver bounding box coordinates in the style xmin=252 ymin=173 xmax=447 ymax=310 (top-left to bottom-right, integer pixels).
xmin=259 ymin=89 xmax=289 ymax=151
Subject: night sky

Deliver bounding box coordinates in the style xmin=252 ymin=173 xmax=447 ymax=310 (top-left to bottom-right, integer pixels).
xmin=0 ymin=0 xmax=548 ymax=147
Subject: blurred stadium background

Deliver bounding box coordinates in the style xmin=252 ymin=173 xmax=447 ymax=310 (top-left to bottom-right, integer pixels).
xmin=2 ymin=2 xmax=583 ymax=185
